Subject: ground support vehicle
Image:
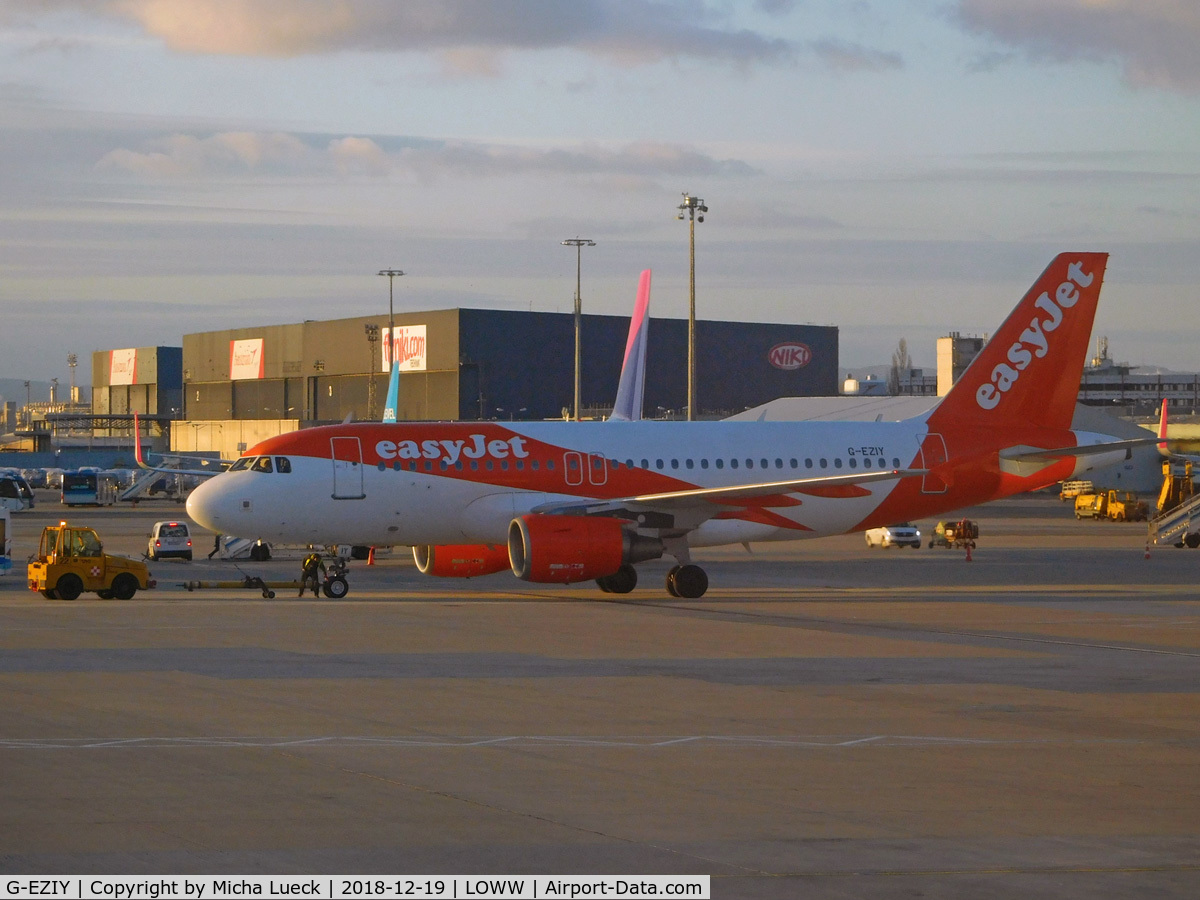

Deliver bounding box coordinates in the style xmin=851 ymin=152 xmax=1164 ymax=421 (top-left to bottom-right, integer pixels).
xmin=1104 ymin=490 xmax=1149 ymax=522
xmin=182 ymin=558 xmax=350 ymax=599
xmin=1150 ymin=459 xmax=1199 ymax=549
xmin=929 ymin=519 xmax=978 ymax=549
xmin=1074 ymin=492 xmax=1108 ymax=519
xmin=865 ymin=523 xmax=922 ymax=548
xmin=1060 ymin=480 xmax=1095 ymax=502
xmin=148 ymin=521 xmax=193 ymax=560
xmin=28 ymin=521 xmax=155 ymax=600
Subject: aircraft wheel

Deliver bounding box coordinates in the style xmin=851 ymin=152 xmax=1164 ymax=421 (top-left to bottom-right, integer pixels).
xmin=604 ymin=564 xmax=637 ymax=595
xmin=673 ymin=564 xmax=708 ymax=599
xmin=55 ymin=573 xmax=83 ymax=602
xmin=322 ymin=575 xmax=349 ymax=599
xmin=1186 ymin=533 xmax=1200 ymax=549
xmin=665 ymin=565 xmax=681 ymax=597
xmin=111 ymin=573 xmax=138 ymax=601
xmin=595 ymin=576 xmax=613 ymax=593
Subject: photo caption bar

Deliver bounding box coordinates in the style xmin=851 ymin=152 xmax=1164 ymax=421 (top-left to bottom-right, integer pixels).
xmin=2 ymin=877 xmax=710 ymax=900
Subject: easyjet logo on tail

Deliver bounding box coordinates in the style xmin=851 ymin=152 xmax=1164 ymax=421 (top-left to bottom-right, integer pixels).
xmin=976 ymin=261 xmax=1094 ymax=411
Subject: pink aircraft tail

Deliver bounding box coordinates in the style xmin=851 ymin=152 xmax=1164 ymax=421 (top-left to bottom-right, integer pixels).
xmin=610 ymin=270 xmax=651 ymax=422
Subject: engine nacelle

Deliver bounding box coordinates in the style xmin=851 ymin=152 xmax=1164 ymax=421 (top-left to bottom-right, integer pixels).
xmin=412 ymin=544 xmax=511 ymax=578
xmin=508 ymin=514 xmax=663 ymax=584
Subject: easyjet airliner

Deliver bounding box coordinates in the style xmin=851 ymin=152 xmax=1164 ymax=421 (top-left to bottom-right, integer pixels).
xmin=187 ymin=252 xmax=1140 ymax=598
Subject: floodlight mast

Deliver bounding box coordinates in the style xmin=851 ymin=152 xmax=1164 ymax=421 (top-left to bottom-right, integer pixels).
xmin=561 ymin=238 xmax=595 ymax=421
xmin=676 ymin=193 xmax=707 ymax=421
xmin=377 ymin=268 xmax=405 ymax=369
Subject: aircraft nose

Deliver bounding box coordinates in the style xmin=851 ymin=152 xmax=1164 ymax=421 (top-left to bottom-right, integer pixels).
xmin=186 ymin=476 xmax=236 ymax=533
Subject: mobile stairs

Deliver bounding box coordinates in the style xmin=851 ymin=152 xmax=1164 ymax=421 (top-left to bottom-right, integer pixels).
xmin=1149 ymin=492 xmax=1200 ymax=549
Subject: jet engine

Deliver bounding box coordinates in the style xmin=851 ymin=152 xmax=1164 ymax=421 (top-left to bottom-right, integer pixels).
xmin=508 ymin=514 xmax=663 ymax=584
xmin=412 ymin=543 xmax=511 ymax=578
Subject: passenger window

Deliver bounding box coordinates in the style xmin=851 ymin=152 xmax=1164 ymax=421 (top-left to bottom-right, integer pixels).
xmin=275 ymin=457 xmax=292 ymax=473
xmin=892 ymin=457 xmax=901 ymax=468
xmin=547 ymin=460 xmax=555 ymax=470
xmin=715 ymin=459 xmax=724 ymax=469
xmin=700 ymin=459 xmax=709 ymax=469
xmin=805 ymin=459 xmax=813 ymax=469
xmin=655 ymin=459 xmax=664 ymax=470
xmin=685 ymin=459 xmax=694 ymax=469
xmin=789 ymin=459 xmax=798 ymax=468
xmin=834 ymin=458 xmax=843 ymax=469
xmin=863 ymin=458 xmax=872 ymax=469
xmin=731 ymin=459 xmax=739 ymax=469
xmin=819 ymin=458 xmax=827 ymax=468
xmin=531 ymin=460 xmax=539 ymax=471
xmin=774 ymin=459 xmax=782 ymax=469
xmin=849 ymin=458 xmax=857 ymax=469
xmin=641 ymin=459 xmax=649 ymax=468
xmin=670 ymin=459 xmax=679 ymax=469
xmin=746 ymin=459 xmax=754 ymax=469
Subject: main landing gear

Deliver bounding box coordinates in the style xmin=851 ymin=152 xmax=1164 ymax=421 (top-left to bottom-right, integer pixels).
xmin=594 ymin=563 xmax=709 ymax=598
xmin=665 ymin=564 xmax=708 ymax=599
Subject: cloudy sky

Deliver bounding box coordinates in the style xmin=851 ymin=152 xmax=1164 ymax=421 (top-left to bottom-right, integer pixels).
xmin=2 ymin=0 xmax=1198 ymax=387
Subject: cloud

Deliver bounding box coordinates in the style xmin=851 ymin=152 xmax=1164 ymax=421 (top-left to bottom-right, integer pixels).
xmin=96 ymin=131 xmax=321 ymax=177
xmin=16 ymin=0 xmax=796 ymax=68
xmin=955 ymin=0 xmax=1200 ymax=93
xmin=93 ymin=131 xmax=758 ymax=181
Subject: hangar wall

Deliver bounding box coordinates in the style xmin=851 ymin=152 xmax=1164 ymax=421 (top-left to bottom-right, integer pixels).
xmin=181 ymin=308 xmax=838 ymax=426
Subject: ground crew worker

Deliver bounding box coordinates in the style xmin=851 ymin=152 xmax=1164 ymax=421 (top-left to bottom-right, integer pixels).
xmin=299 ymin=551 xmax=326 ymax=597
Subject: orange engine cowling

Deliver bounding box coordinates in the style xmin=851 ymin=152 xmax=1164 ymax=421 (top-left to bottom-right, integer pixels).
xmin=412 ymin=544 xmax=511 ymax=578
xmin=508 ymin=514 xmax=663 ymax=584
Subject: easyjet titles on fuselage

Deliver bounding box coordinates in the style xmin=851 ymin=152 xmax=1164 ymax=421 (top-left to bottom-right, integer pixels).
xmin=976 ymin=260 xmax=1095 ymax=411
xmin=376 ymin=434 xmax=531 ymax=466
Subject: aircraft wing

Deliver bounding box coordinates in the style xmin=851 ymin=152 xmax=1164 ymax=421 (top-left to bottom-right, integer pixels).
xmin=998 ymin=437 xmax=1158 ymax=464
xmin=133 ymin=413 xmax=231 ymax=478
xmin=532 ymin=468 xmax=924 ymax=522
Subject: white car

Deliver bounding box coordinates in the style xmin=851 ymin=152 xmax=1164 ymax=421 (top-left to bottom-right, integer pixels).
xmin=864 ymin=523 xmax=921 ymax=549
xmin=148 ymin=521 xmax=193 ymax=561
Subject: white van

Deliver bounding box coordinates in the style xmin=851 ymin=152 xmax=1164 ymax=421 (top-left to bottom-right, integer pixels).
xmin=148 ymin=521 xmax=193 ymax=561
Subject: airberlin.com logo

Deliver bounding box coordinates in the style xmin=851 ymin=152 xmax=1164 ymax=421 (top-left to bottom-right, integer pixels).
xmin=768 ymin=342 xmax=812 ymax=370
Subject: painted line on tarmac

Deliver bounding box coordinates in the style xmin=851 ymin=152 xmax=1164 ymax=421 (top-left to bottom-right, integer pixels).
xmin=0 ymin=734 xmax=1180 ymax=750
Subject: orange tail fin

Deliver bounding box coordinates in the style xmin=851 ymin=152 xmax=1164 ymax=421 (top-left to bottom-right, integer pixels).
xmin=928 ymin=253 xmax=1108 ymax=433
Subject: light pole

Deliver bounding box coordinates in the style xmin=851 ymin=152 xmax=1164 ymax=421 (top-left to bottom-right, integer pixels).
xmin=676 ymin=193 xmax=707 ymax=421
xmin=377 ymin=268 xmax=405 ymax=369
xmin=364 ymin=323 xmax=379 ymax=420
xmin=561 ymin=238 xmax=595 ymax=421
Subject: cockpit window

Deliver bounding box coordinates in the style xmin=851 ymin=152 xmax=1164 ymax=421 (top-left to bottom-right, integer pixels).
xmin=251 ymin=456 xmax=273 ymax=473
xmin=275 ymin=457 xmax=292 ymax=473
xmin=230 ymin=457 xmax=251 ymax=471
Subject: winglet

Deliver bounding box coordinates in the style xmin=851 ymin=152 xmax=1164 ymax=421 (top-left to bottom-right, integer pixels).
xmin=1158 ymin=398 xmax=1170 ymax=456
xmin=133 ymin=412 xmax=148 ymax=469
xmin=382 ymin=359 xmax=400 ymax=423
xmin=610 ymin=269 xmax=651 ymax=422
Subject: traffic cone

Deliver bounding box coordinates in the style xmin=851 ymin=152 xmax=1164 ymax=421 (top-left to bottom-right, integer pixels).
xmin=366 ymin=546 xmax=375 ymax=566
xmin=1144 ymin=542 xmax=1151 ymax=560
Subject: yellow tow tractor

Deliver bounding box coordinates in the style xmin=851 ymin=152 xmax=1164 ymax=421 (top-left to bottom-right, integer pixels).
xmin=28 ymin=520 xmax=155 ymax=600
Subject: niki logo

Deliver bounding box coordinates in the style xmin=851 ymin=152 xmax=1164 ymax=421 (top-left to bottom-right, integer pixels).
xmin=976 ymin=261 xmax=1094 ymax=411
xmin=768 ymin=342 xmax=812 ymax=370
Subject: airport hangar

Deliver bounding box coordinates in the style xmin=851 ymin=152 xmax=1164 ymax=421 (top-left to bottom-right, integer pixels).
xmin=89 ymin=309 xmax=839 ymax=459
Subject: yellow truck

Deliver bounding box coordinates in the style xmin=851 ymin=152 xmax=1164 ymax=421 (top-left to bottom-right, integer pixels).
xmin=1075 ymin=490 xmax=1148 ymax=522
xmin=1105 ymin=490 xmax=1149 ymax=522
xmin=28 ymin=521 xmax=155 ymax=600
